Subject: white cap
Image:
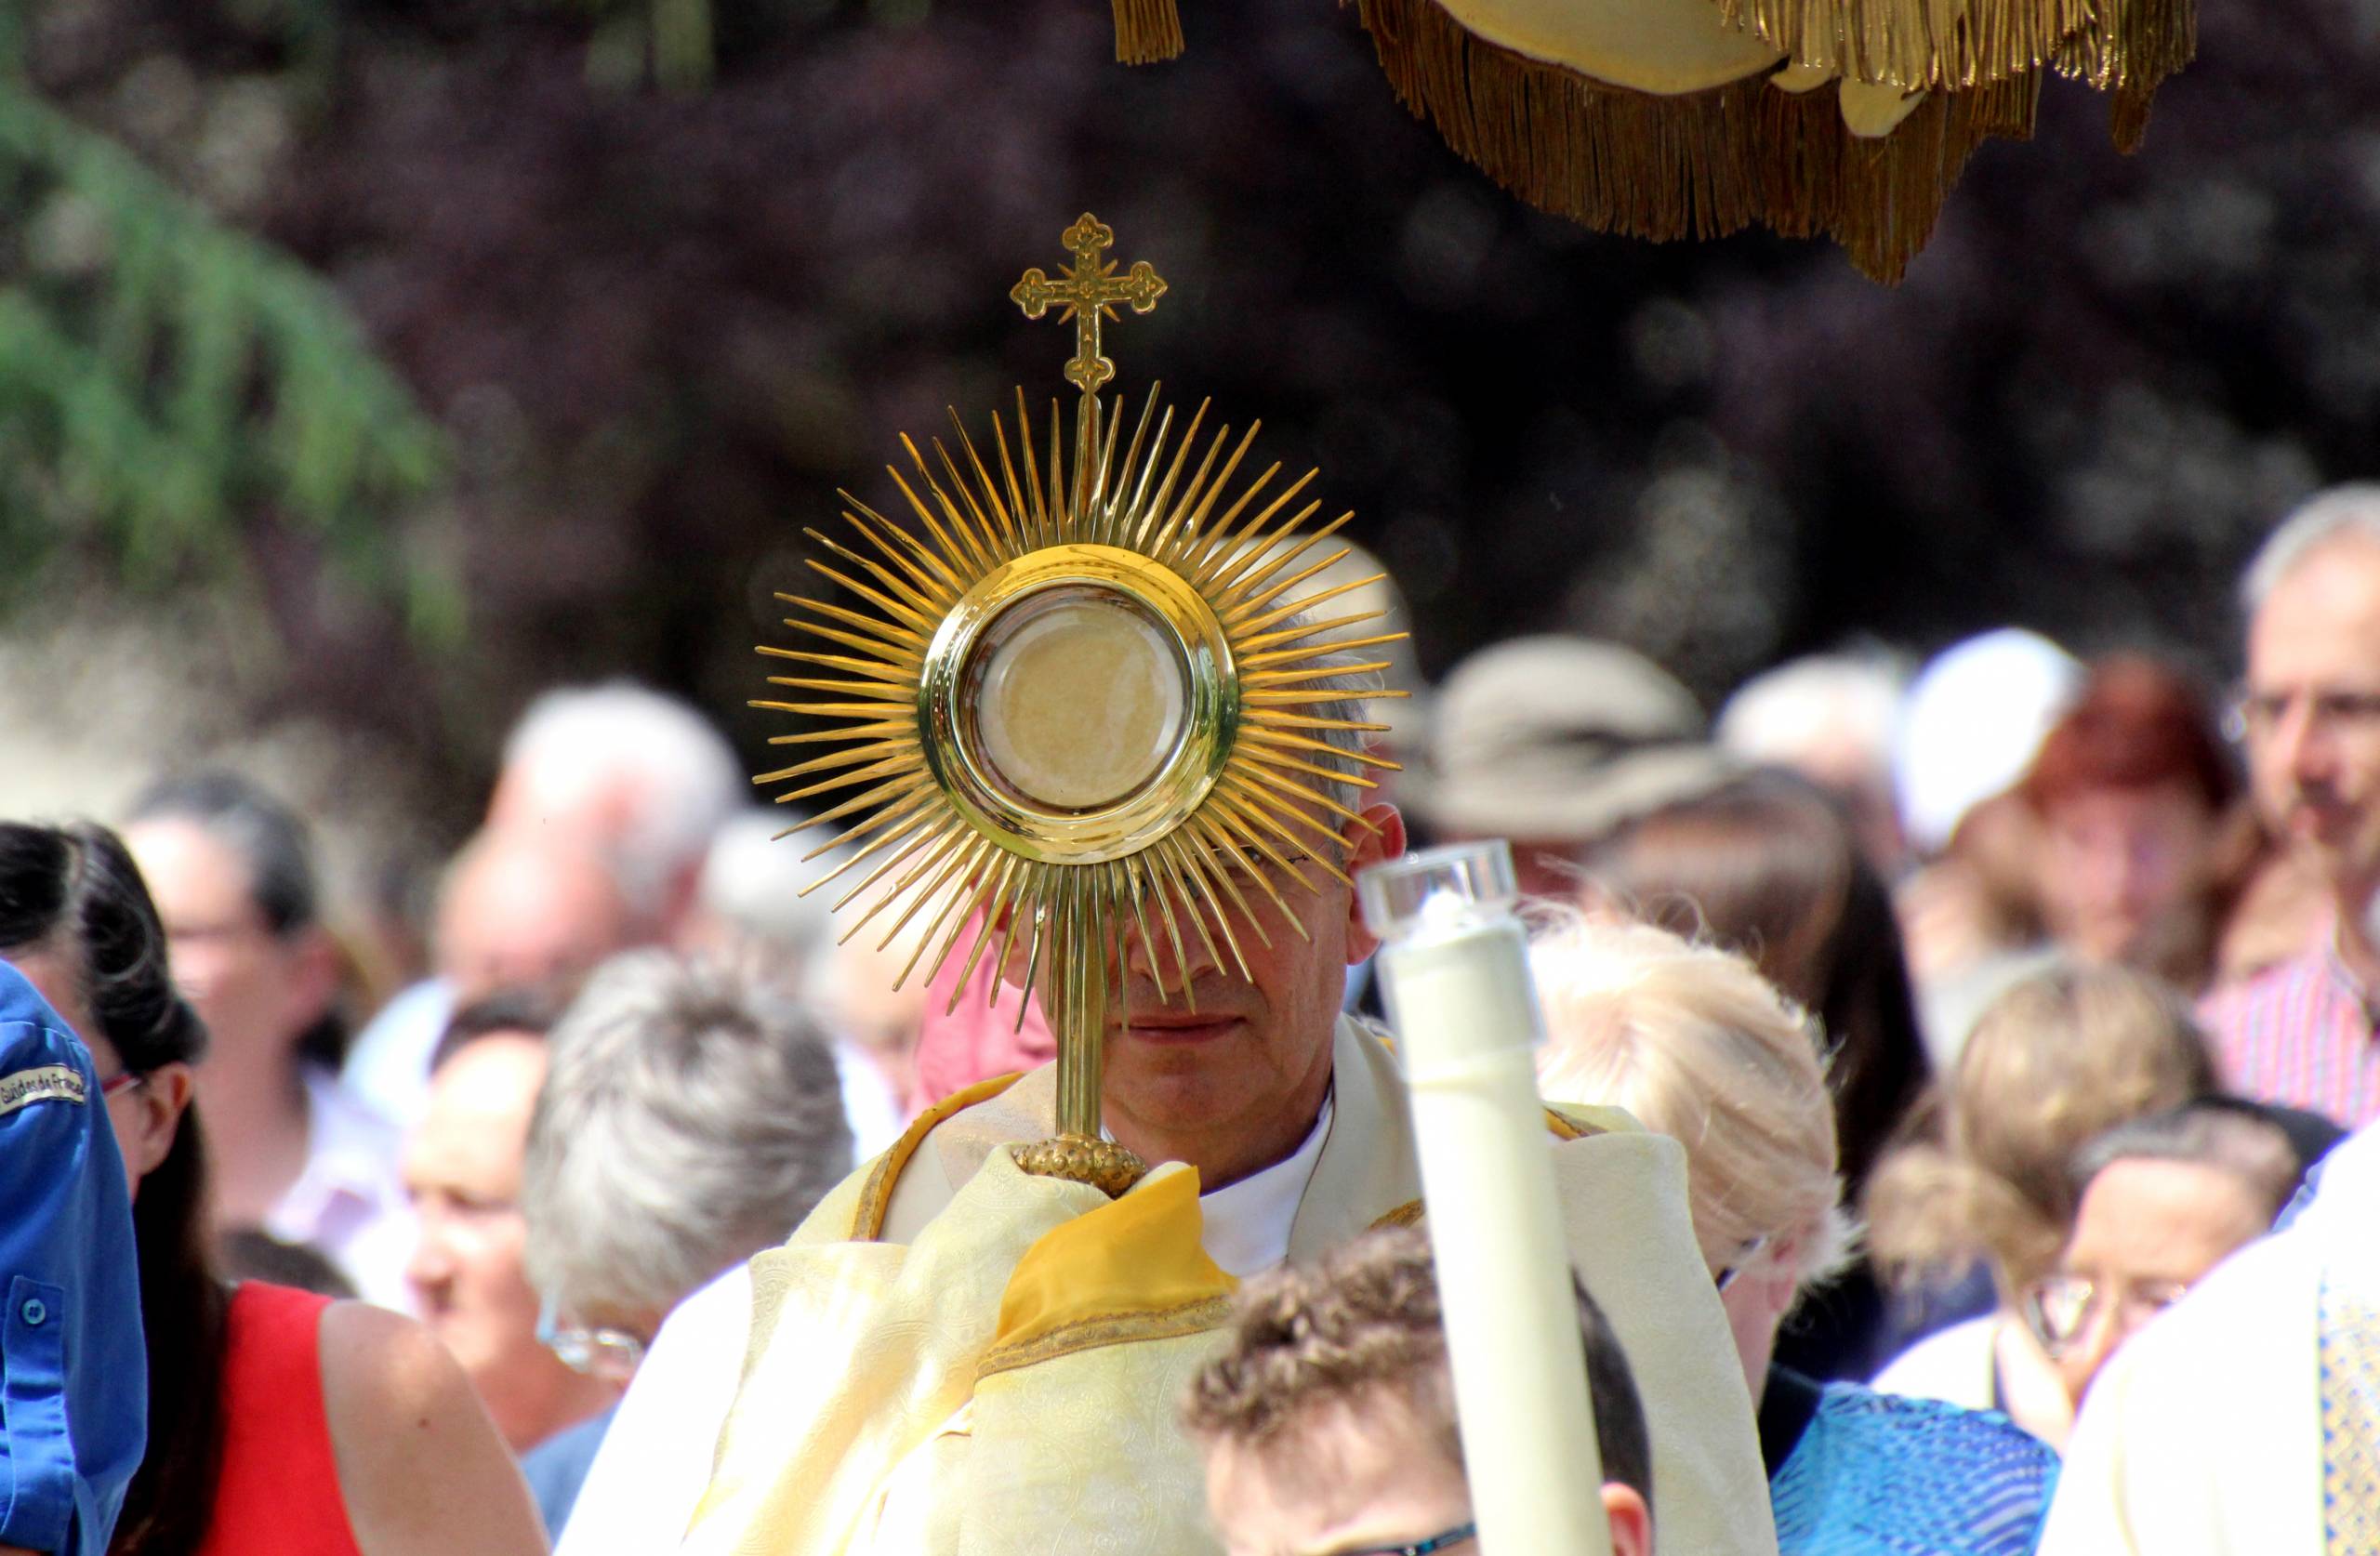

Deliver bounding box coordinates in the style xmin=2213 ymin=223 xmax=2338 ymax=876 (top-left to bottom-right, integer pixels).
xmin=1893 ymin=628 xmax=2083 ymax=856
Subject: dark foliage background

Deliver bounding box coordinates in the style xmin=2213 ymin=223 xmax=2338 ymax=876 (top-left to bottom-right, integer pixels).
xmin=17 ymin=0 xmax=2375 ymax=831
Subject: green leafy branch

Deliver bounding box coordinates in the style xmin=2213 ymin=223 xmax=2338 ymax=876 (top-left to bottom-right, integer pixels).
xmin=0 ymin=82 xmax=460 ymax=642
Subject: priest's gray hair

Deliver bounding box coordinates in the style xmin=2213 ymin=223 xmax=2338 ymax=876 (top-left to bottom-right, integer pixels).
xmin=1270 ymin=625 xmax=1385 ymax=851
xmin=2240 ymin=483 xmax=2380 ymax=613
xmin=522 ymin=951 xmax=853 ymax=1326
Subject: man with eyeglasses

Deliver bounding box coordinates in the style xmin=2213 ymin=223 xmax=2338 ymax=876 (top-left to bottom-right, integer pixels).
xmin=517 ymin=951 xmax=853 ymax=1540
xmin=1185 ymin=1226 xmax=1654 ymax=1556
xmin=2202 ymin=484 xmax=2380 ymax=1127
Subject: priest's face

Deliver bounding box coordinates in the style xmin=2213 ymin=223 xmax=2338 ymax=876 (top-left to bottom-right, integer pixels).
xmin=1104 ymin=800 xmax=1406 ymax=1192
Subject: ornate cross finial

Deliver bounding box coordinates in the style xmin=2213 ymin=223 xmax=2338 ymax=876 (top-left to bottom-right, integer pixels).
xmin=1011 ymin=213 xmax=1168 ymax=399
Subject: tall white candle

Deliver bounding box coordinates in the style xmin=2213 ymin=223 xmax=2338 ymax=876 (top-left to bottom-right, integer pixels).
xmin=1359 ymin=842 xmax=1612 ymax=1556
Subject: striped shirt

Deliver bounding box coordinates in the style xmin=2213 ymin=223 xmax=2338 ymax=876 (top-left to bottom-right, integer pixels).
xmin=2200 ymin=942 xmax=2380 ymax=1128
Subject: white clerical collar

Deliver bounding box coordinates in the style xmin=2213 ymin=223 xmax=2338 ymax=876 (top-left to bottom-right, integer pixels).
xmin=1196 ymin=1093 xmax=1333 ymax=1279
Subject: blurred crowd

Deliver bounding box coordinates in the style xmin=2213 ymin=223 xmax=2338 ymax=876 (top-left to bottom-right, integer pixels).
xmin=8 ymin=480 xmax=2380 ymax=1555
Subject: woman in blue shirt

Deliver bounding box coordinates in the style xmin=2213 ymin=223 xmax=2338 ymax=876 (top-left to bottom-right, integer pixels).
xmin=0 ymin=959 xmax=146 ymax=1556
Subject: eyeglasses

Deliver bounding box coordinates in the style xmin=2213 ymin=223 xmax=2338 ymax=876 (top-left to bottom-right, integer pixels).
xmin=98 ymin=1071 xmax=148 ymax=1101
xmin=1329 ymin=1522 xmax=1477 ymax=1556
xmin=2225 ymin=686 xmax=2380 ymax=745
xmin=2019 ymin=1272 xmax=2189 ymax=1356
xmin=536 ymin=1298 xmax=646 ymax=1384
xmin=1714 ymin=1233 xmax=1771 ymax=1293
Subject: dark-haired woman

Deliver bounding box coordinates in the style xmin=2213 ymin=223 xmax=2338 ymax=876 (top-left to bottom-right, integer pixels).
xmin=0 ymin=821 xmax=544 ymax=1556
xmin=120 ymin=772 xmax=415 ymax=1310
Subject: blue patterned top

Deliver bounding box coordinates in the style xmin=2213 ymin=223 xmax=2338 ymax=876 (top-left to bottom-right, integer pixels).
xmin=1763 ymin=1369 xmax=2059 ymax=1556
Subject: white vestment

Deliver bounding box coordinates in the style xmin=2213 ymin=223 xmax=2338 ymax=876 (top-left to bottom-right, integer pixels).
xmin=575 ymin=1015 xmax=1778 ymax=1555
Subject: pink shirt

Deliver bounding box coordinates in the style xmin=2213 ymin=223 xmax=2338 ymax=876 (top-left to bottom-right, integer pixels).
xmin=2200 ymin=942 xmax=2380 ymax=1128
xmin=906 ymin=912 xmax=1055 ymax=1114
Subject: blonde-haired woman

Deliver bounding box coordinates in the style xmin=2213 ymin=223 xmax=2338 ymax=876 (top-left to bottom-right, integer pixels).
xmin=1863 ymin=965 xmax=2216 ymax=1447
xmin=1532 ymin=917 xmax=2056 ymax=1556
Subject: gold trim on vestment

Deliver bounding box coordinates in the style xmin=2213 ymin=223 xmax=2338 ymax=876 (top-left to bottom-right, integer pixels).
xmin=858 ymin=1079 xmax=1613 ymax=1240
xmin=976 ymin=1294 xmax=1237 ymax=1382
xmin=1545 ymin=1105 xmax=1595 ymax=1141
xmin=853 ymin=1072 xmax=1027 ymax=1241
xmin=1371 ymin=1108 xmax=1607 ymax=1230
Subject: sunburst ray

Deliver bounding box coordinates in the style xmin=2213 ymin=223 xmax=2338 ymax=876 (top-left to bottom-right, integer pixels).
xmin=755 ymin=384 xmax=1403 ymax=1104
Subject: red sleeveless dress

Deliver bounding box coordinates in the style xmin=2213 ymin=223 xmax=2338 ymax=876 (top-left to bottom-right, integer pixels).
xmin=195 ymin=1282 xmax=366 ymax=1556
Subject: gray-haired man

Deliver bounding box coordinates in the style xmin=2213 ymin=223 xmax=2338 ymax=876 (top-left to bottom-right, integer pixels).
xmin=2202 ymin=485 xmax=2380 ymax=1127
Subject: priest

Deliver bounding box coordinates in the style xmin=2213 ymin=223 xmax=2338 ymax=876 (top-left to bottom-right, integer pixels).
xmin=556 ymin=792 xmax=1775 ymax=1555
xmin=563 ymin=206 xmax=1771 ymax=1554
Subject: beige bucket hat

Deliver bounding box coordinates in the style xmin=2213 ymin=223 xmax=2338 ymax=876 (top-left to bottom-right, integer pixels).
xmin=1413 ymin=635 xmax=1739 ymax=841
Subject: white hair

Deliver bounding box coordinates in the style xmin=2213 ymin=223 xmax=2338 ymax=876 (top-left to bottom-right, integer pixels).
xmin=500 ymin=681 xmax=744 ymax=917
xmin=1528 ymin=914 xmax=1856 ymax=1297
xmin=1236 ymin=593 xmax=1391 ymax=839
xmin=697 ymin=809 xmax=837 ymax=978
xmin=1891 ymin=628 xmax=2082 ymax=857
xmin=521 ymin=951 xmax=853 ymax=1324
xmin=2240 ymin=483 xmax=2380 ymax=613
xmin=1715 ymin=652 xmax=1907 ymax=775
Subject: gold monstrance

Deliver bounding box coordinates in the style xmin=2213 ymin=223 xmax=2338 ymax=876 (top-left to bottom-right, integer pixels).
xmin=757 ymin=214 xmax=1400 ymax=1196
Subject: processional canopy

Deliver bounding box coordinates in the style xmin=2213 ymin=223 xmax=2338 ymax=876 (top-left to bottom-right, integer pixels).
xmin=757 ymin=214 xmax=1400 ymax=1195
xmin=1113 ymin=0 xmax=2193 ymax=284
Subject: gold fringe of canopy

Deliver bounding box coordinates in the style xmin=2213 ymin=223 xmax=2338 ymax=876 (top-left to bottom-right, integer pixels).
xmin=1114 ymin=0 xmax=1186 ymax=63
xmin=1108 ymin=0 xmax=2190 ymax=282
xmin=1356 ymin=0 xmax=2039 ymax=283
xmin=2058 ymin=0 xmax=2192 ymax=153
xmin=1713 ymin=0 xmax=2188 ymax=146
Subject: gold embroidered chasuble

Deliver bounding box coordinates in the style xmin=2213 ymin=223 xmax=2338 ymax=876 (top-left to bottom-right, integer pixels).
xmin=680 ymin=1015 xmax=1780 ymax=1556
